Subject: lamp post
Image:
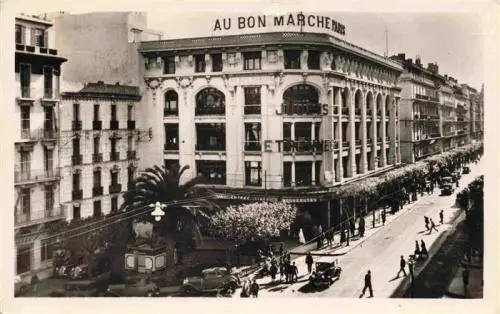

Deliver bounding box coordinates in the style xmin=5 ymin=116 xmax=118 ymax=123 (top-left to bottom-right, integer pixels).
xmin=408 ymin=257 xmax=415 ymax=298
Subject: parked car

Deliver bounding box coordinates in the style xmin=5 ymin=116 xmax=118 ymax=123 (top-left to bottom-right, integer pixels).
xmin=441 ymin=183 xmax=455 ymax=196
xmin=309 ymin=257 xmax=342 ymax=289
xmin=181 ymin=267 xmax=241 ymax=296
xmin=439 ymin=176 xmax=454 ymax=189
xmin=106 ymin=277 xmax=160 ymax=297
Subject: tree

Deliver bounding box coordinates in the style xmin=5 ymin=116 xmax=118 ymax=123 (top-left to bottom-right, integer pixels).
xmin=121 ymin=163 xmax=219 ymax=247
xmin=210 ymin=202 xmax=297 ymax=244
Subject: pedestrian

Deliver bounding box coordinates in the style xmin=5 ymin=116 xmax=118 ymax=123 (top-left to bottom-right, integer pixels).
xmin=250 ymin=280 xmax=260 ymax=298
xmin=326 ymin=229 xmax=333 ymax=247
xmin=240 ymin=280 xmax=250 ymax=298
xmin=381 ymin=210 xmax=386 ymax=225
xmin=414 ymin=240 xmax=421 ymax=259
xmin=420 ymin=240 xmax=428 ymax=259
xmin=285 ymin=261 xmax=292 ymax=283
xmin=359 ymin=216 xmax=365 ymax=237
xmin=340 ymin=228 xmax=346 ymax=244
xmin=424 ymin=216 xmax=430 ymax=231
xmin=292 ymin=262 xmax=299 ymax=282
xmin=397 ymin=255 xmax=407 ymax=277
xmin=439 ymin=210 xmax=444 ymax=225
xmin=350 ymin=219 xmax=356 ymax=237
xmin=279 ymin=259 xmax=284 ymax=281
xmin=429 ymin=219 xmax=438 ymax=233
xmin=360 ymin=270 xmax=373 ymax=298
xmin=305 ymin=252 xmax=314 ymax=274
xmin=270 ymin=262 xmax=277 ymax=281
xmin=279 ymin=243 xmax=284 ymax=258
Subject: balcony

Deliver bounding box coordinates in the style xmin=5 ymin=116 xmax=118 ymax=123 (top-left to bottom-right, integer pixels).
xmin=244 ymin=105 xmax=261 ymax=115
xmin=92 ymin=186 xmax=103 ymax=197
xmin=164 ymin=108 xmax=179 ymax=116
xmin=109 ymin=184 xmax=122 ymax=194
xmin=110 ymin=120 xmax=119 ymax=130
xmin=127 ymin=150 xmax=137 ymax=160
xmin=16 ymin=44 xmax=59 ymax=56
xmin=72 ymin=189 xmax=83 ymax=201
xmin=244 ymin=142 xmax=261 ymax=152
xmin=164 ymin=143 xmax=179 ymax=151
xmin=127 ymin=120 xmax=136 ymax=130
xmin=14 ymin=168 xmax=61 ymax=184
xmin=195 ymin=106 xmax=226 ymax=116
xmin=15 ymin=206 xmax=64 ymax=228
xmin=19 ymin=87 xmax=34 ymax=99
xmin=93 ymin=120 xmax=102 ymax=130
xmin=72 ymin=120 xmax=82 ymax=131
xmin=110 ymin=152 xmax=120 ymax=161
xmin=72 ymin=154 xmax=83 ymax=165
xmin=92 ymin=153 xmax=103 ymax=163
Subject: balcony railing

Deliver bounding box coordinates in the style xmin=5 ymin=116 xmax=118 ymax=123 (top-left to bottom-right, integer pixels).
xmin=342 ymin=141 xmax=349 ymax=147
xmin=127 ymin=150 xmax=137 ymax=159
xmin=244 ymin=141 xmax=261 ymax=151
xmin=164 ymin=108 xmax=179 ymax=116
xmin=279 ymin=103 xmax=323 ymax=115
xmin=72 ymin=120 xmax=82 ymax=131
xmin=15 ymin=206 xmax=64 ymax=228
xmin=195 ymin=106 xmax=226 ymax=116
xmin=93 ymin=120 xmax=102 ymax=130
xmin=110 ymin=152 xmax=120 ymax=161
xmin=72 ymin=154 xmax=83 ymax=165
xmin=195 ymin=143 xmax=226 ymax=151
xmin=16 ymin=44 xmax=58 ymax=56
xmin=341 ymin=107 xmax=349 ymax=115
xmin=386 ymin=136 xmax=390 ymax=142
xmin=355 ymin=139 xmax=362 ymax=146
xmin=43 ymin=88 xmax=54 ymax=99
xmin=377 ymin=138 xmax=382 ymax=144
xmin=415 ymin=93 xmax=428 ymax=100
xmin=20 ymin=86 xmax=33 ymax=98
xmin=164 ymin=143 xmax=179 ymax=151
xmin=110 ymin=120 xmax=119 ymax=130
xmin=127 ymin=120 xmax=136 ymax=130
xmin=92 ymin=153 xmax=103 ymax=163
xmin=244 ymin=105 xmax=261 ymax=115
xmin=20 ymin=128 xmax=32 ymax=140
xmin=430 ymin=115 xmax=440 ymax=120
xmin=92 ymin=186 xmax=103 ymax=197
xmin=109 ymin=184 xmax=122 ymax=194
xmin=367 ymin=138 xmax=372 ymax=144
xmin=14 ymin=168 xmax=61 ymax=184
xmin=72 ymin=189 xmax=83 ymax=200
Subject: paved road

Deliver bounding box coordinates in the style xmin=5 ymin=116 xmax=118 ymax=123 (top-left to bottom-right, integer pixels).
xmin=256 ymin=160 xmax=484 ymax=298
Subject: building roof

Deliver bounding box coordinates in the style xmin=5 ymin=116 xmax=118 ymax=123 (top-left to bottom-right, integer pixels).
xmin=61 ymin=81 xmax=141 ymax=101
xmin=16 ymin=14 xmax=53 ymax=26
xmin=139 ymin=31 xmax=402 ymax=71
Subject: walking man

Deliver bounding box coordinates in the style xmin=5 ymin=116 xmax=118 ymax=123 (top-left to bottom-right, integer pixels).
xmin=424 ymin=216 xmax=430 ymax=231
xmin=420 ymin=240 xmax=428 ymax=259
xmin=350 ymin=219 xmax=356 ymax=237
xmin=397 ymin=256 xmax=407 ymax=278
xmin=359 ymin=216 xmax=366 ymax=237
xmin=360 ymin=270 xmax=373 ymax=298
xmin=305 ymin=252 xmax=314 ymax=274
xmin=439 ymin=210 xmax=444 ymax=225
xmin=292 ymin=262 xmax=299 ymax=282
xmin=381 ymin=210 xmax=386 ymax=225
xmin=414 ymin=240 xmax=421 ymax=259
xmin=429 ymin=219 xmax=438 ymax=234
xmin=250 ymin=280 xmax=260 ymax=298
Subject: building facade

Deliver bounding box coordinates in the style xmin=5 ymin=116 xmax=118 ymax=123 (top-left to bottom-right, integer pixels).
xmin=59 ymin=82 xmax=142 ymax=221
xmin=391 ymin=54 xmax=475 ymax=163
xmin=14 ymin=15 xmax=67 ymax=278
xmin=138 ymin=31 xmax=403 ymax=225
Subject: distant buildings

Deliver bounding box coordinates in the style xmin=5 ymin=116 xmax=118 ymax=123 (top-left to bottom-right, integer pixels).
xmin=14 ymin=14 xmax=67 ymax=279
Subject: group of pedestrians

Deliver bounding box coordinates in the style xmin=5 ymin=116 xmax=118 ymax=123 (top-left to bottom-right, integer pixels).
xmin=240 ymin=279 xmax=260 ymax=298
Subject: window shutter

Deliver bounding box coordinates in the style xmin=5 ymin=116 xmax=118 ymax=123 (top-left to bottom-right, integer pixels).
xmin=30 ymin=28 xmax=36 ymax=46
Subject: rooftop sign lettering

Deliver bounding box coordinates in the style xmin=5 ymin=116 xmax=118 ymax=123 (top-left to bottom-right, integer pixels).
xmin=213 ymin=13 xmax=346 ymax=36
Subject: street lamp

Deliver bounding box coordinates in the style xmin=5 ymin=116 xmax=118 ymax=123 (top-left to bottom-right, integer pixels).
xmin=408 ymin=256 xmax=415 ymax=298
xmin=150 ymin=202 xmax=166 ymax=222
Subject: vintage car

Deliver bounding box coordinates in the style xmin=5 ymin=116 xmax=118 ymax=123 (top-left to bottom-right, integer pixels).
xmin=439 ymin=176 xmax=454 ymax=189
xmin=106 ymin=277 xmax=160 ymax=297
xmin=309 ymin=257 xmax=342 ymax=288
xmin=452 ymin=171 xmax=462 ymax=181
xmin=441 ymin=183 xmax=455 ymax=196
xmin=462 ymin=166 xmax=471 ymax=174
xmin=181 ymin=267 xmax=241 ymax=296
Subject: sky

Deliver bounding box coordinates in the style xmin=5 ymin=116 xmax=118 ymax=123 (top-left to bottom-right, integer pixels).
xmin=148 ymin=11 xmax=486 ymax=90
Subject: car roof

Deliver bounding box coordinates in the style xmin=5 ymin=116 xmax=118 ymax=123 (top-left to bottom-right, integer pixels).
xmin=316 ymin=256 xmax=337 ymax=263
xmin=202 ymin=267 xmax=227 ymax=274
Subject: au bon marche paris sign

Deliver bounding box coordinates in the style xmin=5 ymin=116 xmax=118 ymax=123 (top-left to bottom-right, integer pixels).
xmin=213 ymin=13 xmax=346 ymax=36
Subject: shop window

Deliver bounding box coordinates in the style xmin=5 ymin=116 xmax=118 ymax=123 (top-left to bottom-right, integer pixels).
xmin=196 ymin=160 xmax=226 ymax=185
xmin=245 ymin=161 xmax=262 ymax=186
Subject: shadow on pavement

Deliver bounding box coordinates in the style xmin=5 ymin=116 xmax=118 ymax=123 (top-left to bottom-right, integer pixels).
xmin=297 ymin=277 xmax=339 ymax=294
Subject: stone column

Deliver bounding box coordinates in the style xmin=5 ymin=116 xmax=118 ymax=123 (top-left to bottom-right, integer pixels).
xmin=388 ymin=96 xmax=396 ymax=165
xmin=370 ymin=92 xmax=377 ymax=169
xmin=395 ymin=97 xmax=401 ymax=164
xmin=335 ymin=87 xmax=343 ymax=182
xmin=381 ymin=93 xmax=387 ymax=167
xmin=291 ymin=161 xmax=296 ymax=187
xmin=33 ymin=239 xmax=41 ymax=271
xmin=361 ymin=90 xmax=368 ymax=173
xmin=311 ymin=161 xmax=316 ymax=186
xmin=348 ymin=87 xmax=356 ymax=177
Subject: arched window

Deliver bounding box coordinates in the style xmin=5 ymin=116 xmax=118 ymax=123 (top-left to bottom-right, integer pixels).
xmin=195 ymin=88 xmax=225 ymax=116
xmin=282 ymin=84 xmax=320 ymax=115
xmin=164 ymin=91 xmax=178 ymax=116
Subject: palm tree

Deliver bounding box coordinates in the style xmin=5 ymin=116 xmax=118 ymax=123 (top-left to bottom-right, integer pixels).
xmin=121 ymin=163 xmax=219 ymax=248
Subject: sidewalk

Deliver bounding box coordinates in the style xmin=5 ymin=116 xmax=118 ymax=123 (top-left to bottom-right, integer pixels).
xmin=445 ymin=266 xmax=483 ymax=298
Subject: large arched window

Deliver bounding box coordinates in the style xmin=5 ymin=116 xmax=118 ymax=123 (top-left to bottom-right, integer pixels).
xmin=282 ymin=84 xmax=320 ymax=115
xmin=164 ymin=91 xmax=178 ymax=116
xmin=195 ymin=88 xmax=225 ymax=116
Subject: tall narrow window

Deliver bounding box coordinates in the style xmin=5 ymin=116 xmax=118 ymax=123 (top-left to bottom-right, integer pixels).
xmin=127 ymin=105 xmax=133 ymax=121
xmin=72 ymin=137 xmax=80 ymax=156
xmin=44 ymin=107 xmax=53 ymax=136
xmin=15 ymin=24 xmax=25 ymax=45
xmin=93 ymin=136 xmax=100 ymax=155
xmin=164 ymin=91 xmax=178 ymax=116
xmin=44 ymin=148 xmax=53 ymax=175
xmin=72 ymin=172 xmax=80 ymax=191
xmin=111 ymin=196 xmax=118 ymax=212
xmin=111 ymin=103 xmax=117 ymax=121
xmin=93 ymin=201 xmax=102 ymax=217
xmin=43 ymin=66 xmax=53 ymax=98
xmin=20 ymin=106 xmax=30 ymax=138
xmin=211 ymin=53 xmax=223 ymax=72
xmin=243 ymin=52 xmax=261 ymax=70
xmin=41 ymin=240 xmax=53 ymax=262
xmin=307 ymin=51 xmax=321 ymax=70
xmin=93 ymin=169 xmax=101 ymax=187
xmin=20 ymin=64 xmax=30 ymax=97
xmin=32 ymin=28 xmax=46 ymax=47
xmin=195 ymin=54 xmax=206 ymax=72
xmin=73 ymin=206 xmax=81 ymax=220
xmin=20 ymin=188 xmax=31 ymax=215
xmin=44 ymin=185 xmax=54 ymax=212
xmin=244 ymin=87 xmax=261 ymax=115
xmin=20 ymin=151 xmax=30 ymax=178
xmin=128 ymin=166 xmax=135 ymax=188
xmin=111 ymin=171 xmax=118 ymax=185
xmin=93 ymin=104 xmax=100 ymax=121
xmin=73 ymin=103 xmax=80 ymax=121
xmin=164 ymin=56 xmax=175 ymax=74
xmin=128 ymin=135 xmax=133 ymax=151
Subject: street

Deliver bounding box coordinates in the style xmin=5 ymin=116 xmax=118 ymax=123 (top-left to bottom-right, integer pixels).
xmin=245 ymin=159 xmax=485 ymax=298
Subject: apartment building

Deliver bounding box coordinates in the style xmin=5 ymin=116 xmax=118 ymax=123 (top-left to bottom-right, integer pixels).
xmin=14 ymin=14 xmax=67 ymax=278
xmin=59 ymin=82 xmax=142 ymax=221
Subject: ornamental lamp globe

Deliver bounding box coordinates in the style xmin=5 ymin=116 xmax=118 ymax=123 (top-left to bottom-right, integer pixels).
xmin=150 ymin=201 xmax=166 ymax=221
